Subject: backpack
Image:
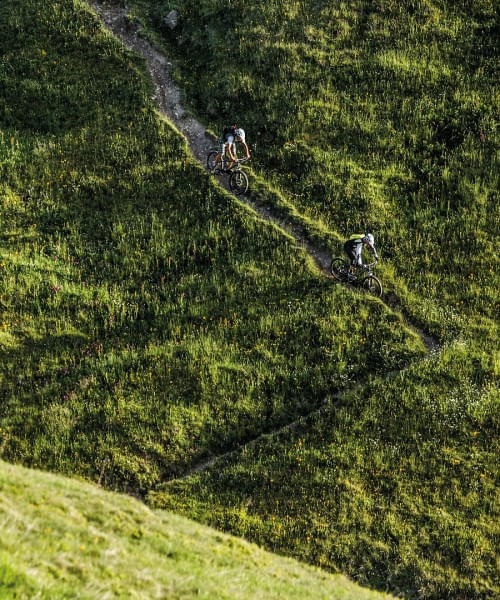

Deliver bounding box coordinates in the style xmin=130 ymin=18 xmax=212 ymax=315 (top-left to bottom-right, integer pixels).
xmin=222 ymin=126 xmax=236 ymax=139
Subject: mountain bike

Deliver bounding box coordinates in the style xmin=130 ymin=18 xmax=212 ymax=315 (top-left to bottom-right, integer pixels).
xmin=206 ymin=148 xmax=250 ymax=195
xmin=330 ymin=258 xmax=383 ymax=297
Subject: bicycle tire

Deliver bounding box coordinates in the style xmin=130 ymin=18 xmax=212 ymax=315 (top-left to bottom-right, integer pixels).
xmin=206 ymin=150 xmax=219 ymax=172
xmin=229 ymin=169 xmax=249 ymax=195
xmin=361 ymin=275 xmax=383 ymax=297
xmin=330 ymin=257 xmax=349 ymax=282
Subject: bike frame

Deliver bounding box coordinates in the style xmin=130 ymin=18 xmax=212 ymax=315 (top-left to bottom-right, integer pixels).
xmin=208 ymin=149 xmax=249 ymax=171
xmin=350 ymin=261 xmax=378 ymax=280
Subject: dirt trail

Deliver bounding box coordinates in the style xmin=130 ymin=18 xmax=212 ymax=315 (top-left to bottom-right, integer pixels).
xmin=89 ymin=1 xmax=440 ymax=481
xmin=90 ymin=2 xmax=335 ymax=273
xmin=91 ymin=3 xmax=209 ymax=161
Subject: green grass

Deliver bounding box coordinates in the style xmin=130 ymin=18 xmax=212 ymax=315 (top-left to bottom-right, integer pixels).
xmin=0 ymin=1 xmax=498 ymax=598
xmin=152 ymin=341 xmax=499 ymax=599
xmin=0 ymin=1 xmax=421 ymax=491
xmin=139 ymin=0 xmax=498 ymax=342
xmin=122 ymin=1 xmax=499 ymax=597
xmin=0 ymin=460 xmax=396 ymax=599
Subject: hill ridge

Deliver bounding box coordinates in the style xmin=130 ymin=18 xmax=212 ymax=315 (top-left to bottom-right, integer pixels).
xmin=0 ymin=459 xmax=395 ymax=599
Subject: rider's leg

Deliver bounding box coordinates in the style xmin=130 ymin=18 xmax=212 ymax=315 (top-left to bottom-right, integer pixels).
xmin=213 ymin=141 xmax=226 ymax=171
xmin=213 ymin=153 xmax=222 ymax=170
xmin=348 ymin=253 xmax=361 ymax=280
xmin=344 ymin=242 xmax=357 ymax=272
xmin=225 ymin=138 xmax=236 ymax=170
xmin=354 ymin=245 xmax=363 ymax=269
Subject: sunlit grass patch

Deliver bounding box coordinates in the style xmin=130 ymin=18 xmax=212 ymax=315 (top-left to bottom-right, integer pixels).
xmin=0 ymin=460 xmax=396 ymax=599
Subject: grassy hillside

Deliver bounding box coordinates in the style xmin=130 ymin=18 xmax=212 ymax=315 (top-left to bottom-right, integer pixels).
xmin=0 ymin=460 xmax=396 ymax=599
xmin=121 ymin=1 xmax=499 ymax=598
xmin=153 ymin=344 xmax=498 ymax=599
xmin=0 ymin=0 xmax=422 ymax=494
xmin=0 ymin=0 xmax=497 ymax=599
xmin=141 ymin=0 xmax=498 ymax=342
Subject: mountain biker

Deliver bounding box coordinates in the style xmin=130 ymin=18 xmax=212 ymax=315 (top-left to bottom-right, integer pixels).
xmin=344 ymin=233 xmax=379 ymax=270
xmin=214 ymin=124 xmax=250 ymax=171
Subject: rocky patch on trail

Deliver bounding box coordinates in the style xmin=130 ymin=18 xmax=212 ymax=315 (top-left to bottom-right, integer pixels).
xmin=90 ymin=2 xmax=209 ymax=163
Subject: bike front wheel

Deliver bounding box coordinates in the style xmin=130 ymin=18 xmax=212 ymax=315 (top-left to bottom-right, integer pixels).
xmin=229 ymin=169 xmax=249 ymax=195
xmin=330 ymin=257 xmax=349 ymax=282
xmin=361 ymin=275 xmax=383 ymax=297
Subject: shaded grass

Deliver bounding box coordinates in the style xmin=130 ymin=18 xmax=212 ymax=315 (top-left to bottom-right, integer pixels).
xmin=152 ymin=341 xmax=499 ymax=600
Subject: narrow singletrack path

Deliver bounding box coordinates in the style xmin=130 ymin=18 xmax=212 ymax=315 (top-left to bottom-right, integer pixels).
xmin=89 ymin=1 xmax=440 ymax=482
xmin=90 ymin=1 xmax=334 ymax=273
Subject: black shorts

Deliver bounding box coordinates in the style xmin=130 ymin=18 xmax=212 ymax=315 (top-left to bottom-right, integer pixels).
xmin=344 ymin=240 xmax=358 ymax=264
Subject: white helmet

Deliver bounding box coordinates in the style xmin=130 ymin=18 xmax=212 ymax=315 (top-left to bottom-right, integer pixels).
xmin=234 ymin=128 xmax=245 ymax=142
xmin=363 ymin=233 xmax=374 ymax=245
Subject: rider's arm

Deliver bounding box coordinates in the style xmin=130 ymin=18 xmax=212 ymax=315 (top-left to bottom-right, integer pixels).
xmin=241 ymin=141 xmax=251 ymax=159
xmin=364 ymin=241 xmax=378 ymax=260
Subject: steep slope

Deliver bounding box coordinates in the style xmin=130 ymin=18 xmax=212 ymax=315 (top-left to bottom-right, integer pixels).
xmin=153 ymin=345 xmax=498 ymax=599
xmin=139 ymin=0 xmax=498 ymax=341
xmin=118 ymin=1 xmax=499 ymax=598
xmin=0 ymin=460 xmax=395 ymax=599
xmin=0 ymin=0 xmax=422 ymax=493
xmin=0 ymin=1 xmax=497 ymax=598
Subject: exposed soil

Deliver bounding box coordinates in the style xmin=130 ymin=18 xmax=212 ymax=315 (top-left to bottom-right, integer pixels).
xmin=91 ymin=2 xmax=210 ymax=161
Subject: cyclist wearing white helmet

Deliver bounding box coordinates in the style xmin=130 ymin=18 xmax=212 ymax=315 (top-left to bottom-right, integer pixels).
xmin=214 ymin=124 xmax=250 ymax=171
xmin=344 ymin=233 xmax=379 ymax=268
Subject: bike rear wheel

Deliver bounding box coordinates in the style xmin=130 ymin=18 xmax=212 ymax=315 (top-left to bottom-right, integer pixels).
xmin=206 ymin=150 xmax=220 ymax=172
xmin=362 ymin=275 xmax=383 ymax=297
xmin=229 ymin=169 xmax=249 ymax=195
xmin=330 ymin=257 xmax=349 ymax=282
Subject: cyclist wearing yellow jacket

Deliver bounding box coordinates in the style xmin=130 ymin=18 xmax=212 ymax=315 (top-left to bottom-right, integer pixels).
xmin=344 ymin=233 xmax=378 ymax=267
